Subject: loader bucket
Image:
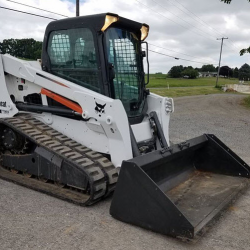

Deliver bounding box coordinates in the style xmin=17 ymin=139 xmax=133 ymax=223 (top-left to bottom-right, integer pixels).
xmin=110 ymin=134 xmax=250 ymax=239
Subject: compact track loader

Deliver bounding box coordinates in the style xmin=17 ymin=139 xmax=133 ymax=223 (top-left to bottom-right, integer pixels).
xmin=0 ymin=13 xmax=249 ymax=239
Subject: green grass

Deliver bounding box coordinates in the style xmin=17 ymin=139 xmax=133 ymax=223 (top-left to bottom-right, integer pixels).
xmin=147 ymin=75 xmax=244 ymax=88
xmin=242 ymin=96 xmax=250 ymax=108
xmin=150 ymin=86 xmax=223 ymax=98
xmin=147 ymin=74 xmax=249 ymax=97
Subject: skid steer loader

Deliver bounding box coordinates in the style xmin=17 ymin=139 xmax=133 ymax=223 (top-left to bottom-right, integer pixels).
xmin=0 ymin=13 xmax=249 ymax=240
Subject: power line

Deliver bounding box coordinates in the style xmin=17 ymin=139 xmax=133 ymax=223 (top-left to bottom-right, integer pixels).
xmin=5 ymin=0 xmax=69 ymax=17
xmin=148 ymin=43 xmax=216 ymax=62
xmin=134 ymin=0 xmax=219 ymax=44
xmin=165 ymin=0 xmax=225 ymax=37
xmin=6 ymin=0 xmax=241 ymax=54
xmin=224 ymin=43 xmax=239 ymax=53
xmin=0 ymin=6 xmax=57 ymax=20
xmin=227 ymin=39 xmax=242 ymax=51
xmin=1 ymin=4 xmax=218 ymax=65
xmin=5 ymin=0 xmax=222 ymax=58
xmin=159 ymin=0 xmax=241 ymax=52
xmin=0 ymin=2 xmax=232 ymax=66
xmin=148 ymin=49 xmax=218 ymax=65
xmin=5 ymin=0 xmax=238 ymax=54
xmin=148 ymin=0 xmax=219 ymax=41
xmin=145 ymin=0 xmax=239 ymax=52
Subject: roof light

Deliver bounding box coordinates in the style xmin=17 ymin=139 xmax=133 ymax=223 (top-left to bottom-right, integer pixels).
xmin=101 ymin=15 xmax=118 ymax=32
xmin=141 ymin=24 xmax=149 ymax=41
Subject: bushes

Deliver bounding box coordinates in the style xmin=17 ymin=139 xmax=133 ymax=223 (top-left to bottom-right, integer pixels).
xmin=181 ymin=68 xmax=198 ymax=79
xmin=168 ymin=65 xmax=198 ymax=79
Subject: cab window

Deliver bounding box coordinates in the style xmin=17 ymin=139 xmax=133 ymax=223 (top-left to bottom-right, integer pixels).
xmin=48 ymin=28 xmax=100 ymax=93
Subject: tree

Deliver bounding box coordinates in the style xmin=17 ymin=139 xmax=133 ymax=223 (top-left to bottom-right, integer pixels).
xmin=183 ymin=65 xmax=193 ymax=70
xmin=233 ymin=67 xmax=239 ymax=78
xmin=0 ymin=38 xmax=42 ymax=60
xmin=168 ymin=65 xmax=184 ymax=78
xmin=181 ymin=68 xmax=199 ymax=79
xmin=201 ymin=64 xmax=216 ymax=72
xmin=240 ymin=47 xmax=250 ymax=56
xmin=239 ymin=63 xmax=250 ymax=80
xmin=219 ymin=66 xmax=233 ymax=77
xmin=221 ymin=0 xmax=250 ymax=55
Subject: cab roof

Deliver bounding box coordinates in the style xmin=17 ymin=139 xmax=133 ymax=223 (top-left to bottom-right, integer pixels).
xmin=45 ymin=13 xmax=148 ymax=34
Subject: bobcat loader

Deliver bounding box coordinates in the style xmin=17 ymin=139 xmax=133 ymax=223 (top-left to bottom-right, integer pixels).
xmin=0 ymin=13 xmax=249 ymax=240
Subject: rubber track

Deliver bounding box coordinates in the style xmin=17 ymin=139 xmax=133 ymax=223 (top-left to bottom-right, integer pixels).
xmin=0 ymin=114 xmax=118 ymax=205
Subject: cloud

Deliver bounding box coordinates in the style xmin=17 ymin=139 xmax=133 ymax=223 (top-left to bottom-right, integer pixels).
xmin=0 ymin=0 xmax=249 ymax=72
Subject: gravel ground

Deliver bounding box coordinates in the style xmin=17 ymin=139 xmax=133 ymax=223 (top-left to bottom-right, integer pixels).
xmin=0 ymin=94 xmax=250 ymax=250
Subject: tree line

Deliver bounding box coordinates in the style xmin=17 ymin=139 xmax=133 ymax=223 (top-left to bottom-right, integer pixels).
xmin=168 ymin=64 xmax=250 ymax=80
xmin=0 ymin=38 xmax=42 ymax=60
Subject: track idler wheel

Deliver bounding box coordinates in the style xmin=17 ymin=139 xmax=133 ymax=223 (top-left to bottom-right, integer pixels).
xmin=0 ymin=127 xmax=30 ymax=154
xmin=1 ymin=128 xmax=18 ymax=150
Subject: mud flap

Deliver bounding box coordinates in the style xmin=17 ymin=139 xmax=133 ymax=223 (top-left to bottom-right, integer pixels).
xmin=110 ymin=134 xmax=250 ymax=239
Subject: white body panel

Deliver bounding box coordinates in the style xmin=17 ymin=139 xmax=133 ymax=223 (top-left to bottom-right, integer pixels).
xmin=0 ymin=54 xmax=174 ymax=167
xmin=0 ymin=55 xmax=18 ymax=117
xmin=33 ymin=113 xmax=109 ymax=153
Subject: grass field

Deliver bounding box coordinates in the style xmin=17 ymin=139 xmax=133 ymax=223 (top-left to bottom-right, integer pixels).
xmin=148 ymin=74 xmax=244 ymax=88
xmin=150 ymin=86 xmax=223 ymax=98
xmin=242 ymin=96 xmax=250 ymax=108
xmin=148 ymin=74 xmax=248 ymax=98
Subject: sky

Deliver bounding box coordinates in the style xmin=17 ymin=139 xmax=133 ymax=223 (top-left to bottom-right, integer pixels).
xmin=0 ymin=0 xmax=250 ymax=73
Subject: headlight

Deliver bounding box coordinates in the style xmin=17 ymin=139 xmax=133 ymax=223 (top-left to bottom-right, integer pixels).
xmin=101 ymin=14 xmax=119 ymax=32
xmin=141 ymin=24 xmax=149 ymax=41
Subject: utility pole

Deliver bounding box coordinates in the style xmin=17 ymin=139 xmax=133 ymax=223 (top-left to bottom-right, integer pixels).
xmin=76 ymin=0 xmax=79 ymax=16
xmin=216 ymin=37 xmax=228 ymax=87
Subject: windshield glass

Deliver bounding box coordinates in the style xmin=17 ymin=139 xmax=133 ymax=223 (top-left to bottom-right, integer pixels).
xmin=105 ymin=28 xmax=145 ymax=117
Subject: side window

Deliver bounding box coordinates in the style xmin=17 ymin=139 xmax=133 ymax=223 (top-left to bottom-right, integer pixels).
xmin=49 ymin=33 xmax=70 ymax=64
xmin=48 ymin=28 xmax=101 ymax=93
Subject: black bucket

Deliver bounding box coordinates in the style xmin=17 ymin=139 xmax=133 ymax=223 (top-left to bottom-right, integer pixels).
xmin=110 ymin=134 xmax=250 ymax=239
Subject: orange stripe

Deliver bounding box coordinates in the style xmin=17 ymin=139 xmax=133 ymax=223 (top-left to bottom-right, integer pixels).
xmin=41 ymin=88 xmax=83 ymax=114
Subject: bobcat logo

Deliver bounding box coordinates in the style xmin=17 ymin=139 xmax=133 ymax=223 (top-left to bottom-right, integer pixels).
xmin=0 ymin=101 xmax=6 ymax=107
xmin=95 ymin=102 xmax=106 ymax=117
